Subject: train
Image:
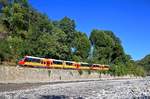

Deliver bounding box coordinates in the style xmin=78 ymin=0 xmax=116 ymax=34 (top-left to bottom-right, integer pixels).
xmin=18 ymin=56 xmax=110 ymax=71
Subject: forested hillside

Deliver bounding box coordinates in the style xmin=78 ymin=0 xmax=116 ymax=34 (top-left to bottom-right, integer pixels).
xmin=137 ymin=55 xmax=150 ymax=75
xmin=0 ymin=0 xmax=145 ymax=76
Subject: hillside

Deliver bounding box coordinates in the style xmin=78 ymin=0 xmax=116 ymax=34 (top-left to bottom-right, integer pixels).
xmin=137 ymin=54 xmax=150 ymax=75
xmin=0 ymin=0 xmax=145 ymax=76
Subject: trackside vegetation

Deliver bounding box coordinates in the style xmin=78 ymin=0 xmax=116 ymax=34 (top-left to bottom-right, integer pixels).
xmin=0 ymin=0 xmax=146 ymax=76
xmin=137 ymin=55 xmax=150 ymax=75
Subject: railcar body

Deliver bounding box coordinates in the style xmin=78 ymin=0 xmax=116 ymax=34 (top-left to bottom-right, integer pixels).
xmin=18 ymin=56 xmax=110 ymax=71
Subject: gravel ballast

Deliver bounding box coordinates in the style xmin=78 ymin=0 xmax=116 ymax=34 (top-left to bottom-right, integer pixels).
xmin=0 ymin=78 xmax=150 ymax=99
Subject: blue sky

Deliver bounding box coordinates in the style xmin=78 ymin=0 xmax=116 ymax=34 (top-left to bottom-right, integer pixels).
xmin=29 ymin=0 xmax=150 ymax=60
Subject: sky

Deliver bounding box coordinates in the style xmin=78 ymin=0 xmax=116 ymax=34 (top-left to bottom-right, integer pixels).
xmin=29 ymin=0 xmax=150 ymax=60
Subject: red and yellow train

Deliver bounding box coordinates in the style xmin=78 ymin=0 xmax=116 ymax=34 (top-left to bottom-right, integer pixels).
xmin=18 ymin=56 xmax=109 ymax=71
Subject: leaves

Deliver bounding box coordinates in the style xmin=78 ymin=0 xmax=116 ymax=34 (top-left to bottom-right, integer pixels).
xmin=137 ymin=54 xmax=150 ymax=75
xmin=90 ymin=29 xmax=125 ymax=64
xmin=72 ymin=32 xmax=90 ymax=61
xmin=0 ymin=0 xmax=145 ymax=76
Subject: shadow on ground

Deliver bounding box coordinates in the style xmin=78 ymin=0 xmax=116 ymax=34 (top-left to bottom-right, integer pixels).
xmin=40 ymin=95 xmax=84 ymax=99
xmin=134 ymin=96 xmax=150 ymax=99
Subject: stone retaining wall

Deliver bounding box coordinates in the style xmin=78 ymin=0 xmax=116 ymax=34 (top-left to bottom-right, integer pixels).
xmin=0 ymin=66 xmax=141 ymax=83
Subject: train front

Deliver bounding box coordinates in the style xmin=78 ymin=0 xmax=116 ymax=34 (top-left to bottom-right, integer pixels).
xmin=18 ymin=57 xmax=26 ymax=66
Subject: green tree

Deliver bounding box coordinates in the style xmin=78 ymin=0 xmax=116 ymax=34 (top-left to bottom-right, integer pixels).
xmin=72 ymin=32 xmax=90 ymax=61
xmin=6 ymin=36 xmax=24 ymax=61
xmin=59 ymin=17 xmax=76 ymax=60
xmin=90 ymin=29 xmax=126 ymax=64
xmin=0 ymin=40 xmax=11 ymax=63
xmin=137 ymin=54 xmax=150 ymax=75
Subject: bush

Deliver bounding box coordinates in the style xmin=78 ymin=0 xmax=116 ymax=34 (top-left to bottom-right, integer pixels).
xmin=78 ymin=70 xmax=83 ymax=75
xmin=48 ymin=70 xmax=51 ymax=77
xmin=109 ymin=62 xmax=145 ymax=77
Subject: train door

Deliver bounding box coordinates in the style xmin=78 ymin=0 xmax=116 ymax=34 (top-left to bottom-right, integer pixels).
xmin=46 ymin=61 xmax=50 ymax=67
xmin=46 ymin=60 xmax=52 ymax=68
xmin=75 ymin=63 xmax=80 ymax=70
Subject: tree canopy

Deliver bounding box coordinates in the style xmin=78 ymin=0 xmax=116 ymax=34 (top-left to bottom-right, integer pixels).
xmin=89 ymin=29 xmax=127 ymax=64
xmin=137 ymin=54 xmax=150 ymax=75
xmin=0 ymin=0 xmax=146 ymax=76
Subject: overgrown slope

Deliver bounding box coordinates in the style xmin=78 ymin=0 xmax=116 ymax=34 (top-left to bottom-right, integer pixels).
xmin=137 ymin=54 xmax=150 ymax=75
xmin=0 ymin=0 xmax=145 ymax=76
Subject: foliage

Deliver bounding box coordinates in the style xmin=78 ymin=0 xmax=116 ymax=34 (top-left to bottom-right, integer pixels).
xmin=89 ymin=29 xmax=126 ymax=64
xmin=0 ymin=39 xmax=11 ymax=62
xmin=109 ymin=61 xmax=145 ymax=77
xmin=137 ymin=54 xmax=150 ymax=75
xmin=89 ymin=29 xmax=145 ymax=76
xmin=0 ymin=0 xmax=145 ymax=76
xmin=48 ymin=70 xmax=51 ymax=77
xmin=78 ymin=70 xmax=83 ymax=75
xmin=72 ymin=32 xmax=90 ymax=61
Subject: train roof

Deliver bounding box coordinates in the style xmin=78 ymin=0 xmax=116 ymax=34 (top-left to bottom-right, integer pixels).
xmin=65 ymin=61 xmax=75 ymax=63
xmin=53 ymin=59 xmax=63 ymax=62
xmin=79 ymin=62 xmax=90 ymax=64
xmin=25 ymin=56 xmax=45 ymax=60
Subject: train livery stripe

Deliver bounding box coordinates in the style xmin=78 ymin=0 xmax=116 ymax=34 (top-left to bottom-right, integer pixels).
xmin=18 ymin=56 xmax=110 ymax=71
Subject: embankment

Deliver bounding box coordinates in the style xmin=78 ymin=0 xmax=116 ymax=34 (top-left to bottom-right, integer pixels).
xmin=0 ymin=65 xmax=141 ymax=83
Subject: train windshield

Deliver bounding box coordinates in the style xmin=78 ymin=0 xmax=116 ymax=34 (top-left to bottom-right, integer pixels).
xmin=24 ymin=58 xmax=41 ymax=63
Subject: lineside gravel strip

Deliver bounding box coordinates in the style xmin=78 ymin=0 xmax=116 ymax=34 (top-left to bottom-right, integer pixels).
xmin=1 ymin=78 xmax=150 ymax=99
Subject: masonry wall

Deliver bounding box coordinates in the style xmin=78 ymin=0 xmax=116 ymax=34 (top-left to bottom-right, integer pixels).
xmin=0 ymin=66 xmax=139 ymax=83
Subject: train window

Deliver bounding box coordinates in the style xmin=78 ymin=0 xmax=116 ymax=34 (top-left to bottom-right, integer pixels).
xmin=66 ymin=62 xmax=73 ymax=65
xmin=93 ymin=65 xmax=99 ymax=67
xmin=24 ymin=58 xmax=27 ymax=62
xmin=104 ymin=66 xmax=109 ymax=68
xmin=32 ymin=59 xmax=40 ymax=63
xmin=53 ymin=60 xmax=63 ymax=65
xmin=81 ymin=63 xmax=91 ymax=67
xmin=24 ymin=58 xmax=41 ymax=63
xmin=24 ymin=58 xmax=32 ymax=62
xmin=41 ymin=61 xmax=46 ymax=64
